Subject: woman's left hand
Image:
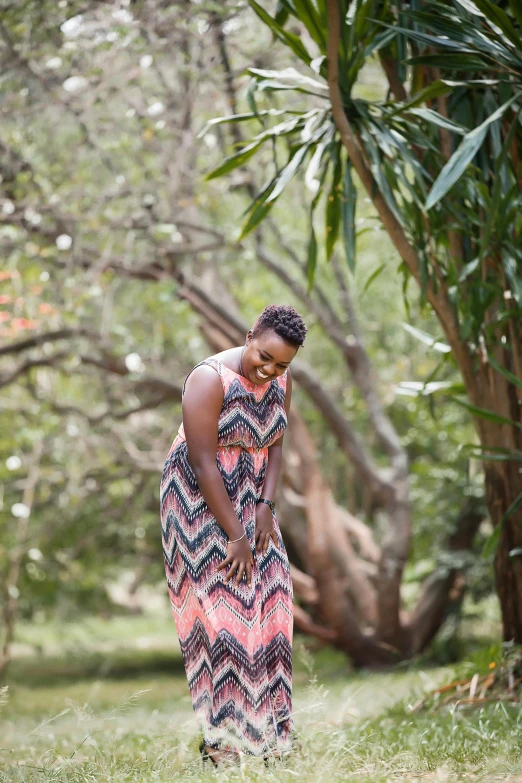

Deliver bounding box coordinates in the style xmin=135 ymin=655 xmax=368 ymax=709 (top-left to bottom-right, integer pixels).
xmin=255 ymin=502 xmax=279 ymax=556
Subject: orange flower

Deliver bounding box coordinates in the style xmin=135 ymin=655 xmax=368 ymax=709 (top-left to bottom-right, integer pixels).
xmin=0 ymin=311 xmax=11 ymax=322
xmin=11 ymin=317 xmax=37 ymax=330
xmin=0 ymin=295 xmax=11 ymax=304
xmin=489 ymin=662 xmax=496 ymax=669
xmin=38 ymin=302 xmax=54 ymax=314
xmin=0 ymin=271 xmax=12 ymax=281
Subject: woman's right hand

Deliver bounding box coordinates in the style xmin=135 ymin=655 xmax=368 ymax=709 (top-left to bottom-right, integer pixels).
xmin=217 ymin=535 xmax=254 ymax=587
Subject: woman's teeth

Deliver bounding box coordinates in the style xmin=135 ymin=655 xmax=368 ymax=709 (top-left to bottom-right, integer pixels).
xmin=256 ymin=369 xmax=269 ymax=380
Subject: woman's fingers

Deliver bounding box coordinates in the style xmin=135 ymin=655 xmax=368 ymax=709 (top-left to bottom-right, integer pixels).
xmin=271 ymin=530 xmax=280 ymax=549
xmin=225 ymin=561 xmax=238 ymax=583
xmin=216 ymin=556 xmax=231 ymax=572
xmin=235 ymin=562 xmax=245 ymax=586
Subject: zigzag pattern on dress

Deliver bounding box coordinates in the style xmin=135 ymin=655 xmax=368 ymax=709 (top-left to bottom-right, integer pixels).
xmin=159 ymin=356 xmax=294 ymax=755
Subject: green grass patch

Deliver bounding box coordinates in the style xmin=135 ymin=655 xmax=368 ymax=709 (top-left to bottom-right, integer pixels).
xmin=2 ymin=616 xmax=520 ymax=782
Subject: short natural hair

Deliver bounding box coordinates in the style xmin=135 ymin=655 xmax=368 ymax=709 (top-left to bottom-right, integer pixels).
xmin=252 ymin=304 xmax=308 ymax=347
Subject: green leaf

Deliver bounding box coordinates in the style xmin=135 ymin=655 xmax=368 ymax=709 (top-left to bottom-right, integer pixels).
xmin=394 ymin=380 xmax=465 ymax=396
xmin=248 ymin=0 xmax=313 ymax=65
xmin=405 ymin=53 xmax=488 ymax=70
xmin=266 ymin=144 xmax=311 ymax=203
xmin=362 ymin=262 xmax=386 ymax=294
xmin=325 ymin=144 xmax=342 ymax=260
xmin=456 ymin=0 xmax=522 ymax=49
xmin=451 ymin=398 xmax=522 ymax=430
xmin=307 ymin=224 xmax=318 ymax=293
xmin=238 ymin=199 xmax=274 ymax=240
xmin=406 ymin=107 xmax=468 ymax=135
xmin=248 ymin=67 xmax=328 ymax=92
xmin=482 ymin=524 xmax=501 ymax=558
xmin=484 ymin=492 xmax=522 ymax=558
xmin=197 ymin=109 xmax=290 ymax=138
xmin=458 ymin=444 xmax=522 ymax=463
xmin=205 ymin=139 xmax=264 ymax=180
xmin=425 ymin=92 xmax=521 ymax=210
xmin=508 ymin=0 xmax=522 ymax=28
xmin=401 ymin=323 xmax=452 ymax=353
xmin=479 ymin=110 xmax=521 ymax=258
xmin=281 ymin=0 xmax=326 ymax=49
xmin=342 ymin=161 xmax=356 ymax=273
xmin=487 ymin=353 xmax=522 ymax=390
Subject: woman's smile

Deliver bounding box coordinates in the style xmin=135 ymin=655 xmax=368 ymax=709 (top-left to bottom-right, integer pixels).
xmin=255 ymin=368 xmax=271 ymax=381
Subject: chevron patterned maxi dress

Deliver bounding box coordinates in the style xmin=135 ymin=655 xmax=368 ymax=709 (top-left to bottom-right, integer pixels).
xmin=159 ymin=356 xmax=294 ymax=755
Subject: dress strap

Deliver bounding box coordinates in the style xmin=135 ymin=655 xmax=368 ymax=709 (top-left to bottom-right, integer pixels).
xmin=181 ymin=357 xmax=225 ymax=398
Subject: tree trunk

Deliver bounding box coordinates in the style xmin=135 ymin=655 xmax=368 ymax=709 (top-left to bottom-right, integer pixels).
xmin=488 ymin=461 xmax=522 ymax=642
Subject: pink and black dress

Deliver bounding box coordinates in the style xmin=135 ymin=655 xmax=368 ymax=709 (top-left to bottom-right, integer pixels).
xmin=159 ymin=356 xmax=294 ymax=755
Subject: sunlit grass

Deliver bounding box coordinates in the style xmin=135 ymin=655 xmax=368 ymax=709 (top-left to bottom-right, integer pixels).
xmin=2 ymin=616 xmax=521 ymax=782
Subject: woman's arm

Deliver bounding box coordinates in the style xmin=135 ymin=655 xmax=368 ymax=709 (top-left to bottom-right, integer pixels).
xmin=182 ymin=365 xmax=244 ymax=542
xmin=255 ymin=370 xmax=293 ymax=554
xmin=183 ymin=365 xmax=253 ymax=587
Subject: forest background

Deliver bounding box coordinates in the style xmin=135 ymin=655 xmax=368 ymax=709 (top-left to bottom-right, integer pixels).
xmin=1 ymin=0 xmax=521 ymax=780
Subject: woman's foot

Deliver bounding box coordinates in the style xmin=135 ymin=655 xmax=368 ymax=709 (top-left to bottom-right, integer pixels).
xmin=200 ymin=741 xmax=239 ymax=766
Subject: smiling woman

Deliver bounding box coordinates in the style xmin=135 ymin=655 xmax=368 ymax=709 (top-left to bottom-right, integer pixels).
xmin=159 ymin=304 xmax=307 ymax=764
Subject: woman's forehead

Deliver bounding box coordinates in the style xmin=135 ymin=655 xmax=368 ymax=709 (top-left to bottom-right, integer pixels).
xmin=254 ymin=330 xmax=298 ymax=361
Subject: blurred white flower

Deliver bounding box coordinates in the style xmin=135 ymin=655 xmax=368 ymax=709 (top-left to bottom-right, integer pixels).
xmin=125 ymin=353 xmax=145 ymax=373
xmin=204 ymin=134 xmax=217 ymax=149
xmin=125 ymin=108 xmax=136 ymax=117
xmin=24 ymin=207 xmax=42 ymax=225
xmin=112 ymin=9 xmax=133 ymax=23
xmin=40 ymin=271 xmax=50 ymax=282
xmin=56 ymin=234 xmax=72 ymax=250
xmin=140 ymin=54 xmax=153 ymax=69
xmin=28 ymin=548 xmax=43 ymax=561
xmin=6 ymin=456 xmax=22 ymax=471
xmin=61 ymin=15 xmax=84 ymax=37
xmin=12 ymin=503 xmax=30 ymax=519
xmin=67 ymin=423 xmax=79 ymax=437
xmin=45 ymin=57 xmax=62 ymax=69
xmin=2 ymin=200 xmax=15 ymax=215
xmin=62 ymin=75 xmax=88 ymax=94
xmin=147 ymin=101 xmax=164 ymax=117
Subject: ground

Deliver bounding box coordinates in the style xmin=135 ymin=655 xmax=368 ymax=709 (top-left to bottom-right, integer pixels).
xmin=2 ymin=612 xmax=522 ymax=782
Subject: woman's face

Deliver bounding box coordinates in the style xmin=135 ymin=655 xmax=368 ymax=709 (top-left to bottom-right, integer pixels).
xmin=243 ymin=329 xmax=298 ymax=385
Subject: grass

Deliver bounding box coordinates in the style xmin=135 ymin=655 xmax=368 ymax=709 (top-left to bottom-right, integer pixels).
xmin=2 ymin=614 xmax=522 ymax=782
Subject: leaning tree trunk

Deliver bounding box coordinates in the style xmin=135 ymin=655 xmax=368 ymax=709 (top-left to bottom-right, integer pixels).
xmin=472 ymin=342 xmax=522 ymax=643
xmin=491 ymin=460 xmax=522 ymax=643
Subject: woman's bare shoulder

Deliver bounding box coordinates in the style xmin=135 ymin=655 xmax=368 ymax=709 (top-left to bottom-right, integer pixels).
xmin=183 ymin=362 xmax=224 ymax=400
xmin=210 ymin=347 xmax=241 ymax=373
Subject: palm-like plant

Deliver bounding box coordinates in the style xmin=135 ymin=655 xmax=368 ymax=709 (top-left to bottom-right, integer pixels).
xmin=205 ymin=0 xmax=522 ymax=645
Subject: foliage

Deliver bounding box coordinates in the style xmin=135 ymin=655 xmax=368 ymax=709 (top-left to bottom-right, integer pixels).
xmin=205 ymin=0 xmax=522 ymax=354
xmin=0 ymin=0 xmax=494 ymax=656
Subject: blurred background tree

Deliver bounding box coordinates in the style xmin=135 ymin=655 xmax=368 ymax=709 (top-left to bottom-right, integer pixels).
xmin=0 ymin=0 xmax=503 ymax=673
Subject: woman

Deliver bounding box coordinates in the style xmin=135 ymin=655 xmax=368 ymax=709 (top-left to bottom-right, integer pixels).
xmin=159 ymin=304 xmax=307 ymax=765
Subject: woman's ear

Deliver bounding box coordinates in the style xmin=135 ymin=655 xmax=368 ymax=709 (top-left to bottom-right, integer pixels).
xmin=245 ymin=329 xmax=253 ymax=345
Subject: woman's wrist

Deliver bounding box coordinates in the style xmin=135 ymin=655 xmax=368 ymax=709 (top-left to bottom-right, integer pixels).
xmin=257 ymin=497 xmax=275 ymax=514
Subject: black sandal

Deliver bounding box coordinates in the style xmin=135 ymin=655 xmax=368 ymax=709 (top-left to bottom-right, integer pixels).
xmin=199 ymin=738 xmax=218 ymax=767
